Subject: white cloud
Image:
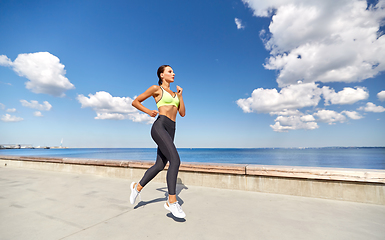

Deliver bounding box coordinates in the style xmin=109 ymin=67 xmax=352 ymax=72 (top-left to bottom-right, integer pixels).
xmin=0 ymin=55 xmax=12 ymax=67
xmin=129 ymin=112 xmax=157 ymax=123
xmin=342 ymin=110 xmax=363 ymax=120
xmin=269 ymin=109 xmax=301 ymax=116
xmin=20 ymin=100 xmax=52 ymax=111
xmin=0 ymin=103 xmax=5 ymax=110
xmin=237 ymin=82 xmax=322 ymax=113
xmin=300 ymin=114 xmax=316 ymax=122
xmin=237 ymin=82 xmax=367 ymax=130
xmin=358 ymin=102 xmax=385 ymax=112
xmin=77 ymin=91 xmax=155 ymax=124
xmin=242 ymin=0 xmax=385 ymax=87
xmin=33 ymin=111 xmax=43 ymax=117
xmin=378 ymin=90 xmax=385 ymax=101
xmin=313 ymin=109 xmax=347 ymax=125
xmin=236 ymin=82 xmax=368 ymax=131
xmin=270 ymin=114 xmax=318 ymax=132
xmin=0 ymin=52 xmax=75 ymax=97
xmin=271 ymin=109 xmax=364 ymax=131
xmin=235 ymin=18 xmax=245 ymax=29
xmin=6 ymin=108 xmax=16 ymax=113
xmin=236 ymin=0 xmax=385 ymax=132
xmin=1 ymin=114 xmax=23 ymax=122
xmin=322 ymin=86 xmax=369 ymax=105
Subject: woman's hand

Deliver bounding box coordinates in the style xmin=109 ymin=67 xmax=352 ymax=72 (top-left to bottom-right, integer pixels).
xmin=176 ymin=85 xmax=185 ymax=117
xmin=148 ymin=110 xmax=159 ymax=117
xmin=176 ymin=85 xmax=183 ymax=96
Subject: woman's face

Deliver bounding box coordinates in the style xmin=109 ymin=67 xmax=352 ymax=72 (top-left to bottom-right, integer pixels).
xmin=161 ymin=66 xmax=175 ymax=83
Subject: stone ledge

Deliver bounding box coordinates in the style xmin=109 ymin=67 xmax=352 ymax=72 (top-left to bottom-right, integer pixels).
xmin=179 ymin=162 xmax=246 ymax=175
xmin=246 ymin=165 xmax=385 ymax=183
xmin=63 ymin=158 xmax=131 ymax=167
xmin=1 ymin=155 xmax=384 ymax=184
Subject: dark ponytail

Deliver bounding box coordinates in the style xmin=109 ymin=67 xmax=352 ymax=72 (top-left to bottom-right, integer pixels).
xmin=157 ymin=65 xmax=171 ymax=85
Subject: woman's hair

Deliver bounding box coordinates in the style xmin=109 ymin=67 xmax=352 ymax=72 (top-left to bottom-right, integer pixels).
xmin=157 ymin=65 xmax=171 ymax=85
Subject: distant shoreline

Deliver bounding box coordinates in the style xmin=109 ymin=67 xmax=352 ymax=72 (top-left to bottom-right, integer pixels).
xmin=1 ymin=146 xmax=384 ymax=150
xmin=1 ymin=147 xmax=383 ymax=170
xmin=0 ymin=145 xmax=68 ymax=150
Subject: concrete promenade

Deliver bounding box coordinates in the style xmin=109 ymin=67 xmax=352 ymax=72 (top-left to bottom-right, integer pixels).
xmin=1 ymin=155 xmax=384 ymax=205
xmin=1 ymin=166 xmax=385 ymax=240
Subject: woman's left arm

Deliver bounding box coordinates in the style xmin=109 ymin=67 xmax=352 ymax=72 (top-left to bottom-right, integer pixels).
xmin=176 ymin=85 xmax=186 ymax=117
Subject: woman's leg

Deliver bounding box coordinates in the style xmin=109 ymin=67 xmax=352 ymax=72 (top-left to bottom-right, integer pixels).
xmin=138 ymin=116 xmax=180 ymax=197
xmin=138 ymin=148 xmax=167 ymax=188
xmin=153 ymin=117 xmax=180 ymax=197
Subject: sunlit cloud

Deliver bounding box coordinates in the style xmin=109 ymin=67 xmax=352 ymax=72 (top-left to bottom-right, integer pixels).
xmin=244 ymin=0 xmax=385 ymax=87
xmin=77 ymin=91 xmax=155 ymax=124
xmin=322 ymin=87 xmax=368 ymax=105
xmin=237 ymin=82 xmax=368 ymax=131
xmin=1 ymin=114 xmax=23 ymax=122
xmin=20 ymin=100 xmax=52 ymax=111
xmin=33 ymin=111 xmax=43 ymax=117
xmin=358 ymin=102 xmax=385 ymax=113
xmin=314 ymin=110 xmax=347 ymax=125
xmin=378 ymin=90 xmax=385 ymax=101
xmin=0 ymin=55 xmax=12 ymax=67
xmin=0 ymin=52 xmax=75 ymax=97
xmin=237 ymin=0 xmax=385 ymax=131
xmin=342 ymin=110 xmax=363 ymax=120
xmin=270 ymin=114 xmax=318 ymax=132
xmin=235 ymin=18 xmax=245 ymax=29
xmin=236 ymin=82 xmax=322 ymax=113
xmin=6 ymin=108 xmax=16 ymax=113
xmin=237 ymin=83 xmax=368 ymax=114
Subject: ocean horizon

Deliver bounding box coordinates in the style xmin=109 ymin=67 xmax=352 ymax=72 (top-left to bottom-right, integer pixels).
xmin=1 ymin=147 xmax=384 ymax=170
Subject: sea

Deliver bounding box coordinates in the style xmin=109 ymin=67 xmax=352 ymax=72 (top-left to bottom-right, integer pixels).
xmin=1 ymin=147 xmax=384 ymax=170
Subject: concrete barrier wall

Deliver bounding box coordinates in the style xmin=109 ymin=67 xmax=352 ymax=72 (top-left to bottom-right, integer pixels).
xmin=1 ymin=156 xmax=384 ymax=205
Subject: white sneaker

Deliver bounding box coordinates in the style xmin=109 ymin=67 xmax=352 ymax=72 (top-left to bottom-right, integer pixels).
xmin=130 ymin=182 xmax=140 ymax=205
xmin=164 ymin=200 xmax=186 ymax=218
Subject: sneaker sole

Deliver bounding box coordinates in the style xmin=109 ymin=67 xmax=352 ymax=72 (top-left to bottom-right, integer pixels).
xmin=164 ymin=203 xmax=186 ymax=218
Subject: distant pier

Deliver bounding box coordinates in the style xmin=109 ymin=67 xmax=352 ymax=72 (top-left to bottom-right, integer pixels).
xmin=0 ymin=144 xmax=67 ymax=149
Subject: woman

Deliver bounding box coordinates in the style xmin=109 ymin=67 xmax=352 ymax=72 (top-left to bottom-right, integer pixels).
xmin=130 ymin=65 xmax=186 ymax=218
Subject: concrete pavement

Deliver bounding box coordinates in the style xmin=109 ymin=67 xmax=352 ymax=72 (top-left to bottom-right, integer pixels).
xmin=1 ymin=166 xmax=384 ymax=240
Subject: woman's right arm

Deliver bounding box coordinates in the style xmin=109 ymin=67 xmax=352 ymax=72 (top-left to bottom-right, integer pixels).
xmin=132 ymin=85 xmax=160 ymax=117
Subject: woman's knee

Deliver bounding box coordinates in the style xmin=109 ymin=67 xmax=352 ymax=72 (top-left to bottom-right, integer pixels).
xmin=169 ymin=156 xmax=180 ymax=170
xmin=154 ymin=161 xmax=166 ymax=172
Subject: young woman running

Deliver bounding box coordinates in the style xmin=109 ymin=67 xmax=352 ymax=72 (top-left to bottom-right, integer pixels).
xmin=130 ymin=65 xmax=186 ymax=218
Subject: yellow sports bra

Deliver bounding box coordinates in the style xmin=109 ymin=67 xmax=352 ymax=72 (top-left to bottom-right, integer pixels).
xmin=156 ymin=86 xmax=180 ymax=108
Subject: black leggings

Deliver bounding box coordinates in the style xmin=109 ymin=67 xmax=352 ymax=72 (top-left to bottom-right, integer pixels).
xmin=139 ymin=115 xmax=180 ymax=195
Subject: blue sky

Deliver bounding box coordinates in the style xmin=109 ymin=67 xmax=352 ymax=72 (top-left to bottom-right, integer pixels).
xmin=1 ymin=0 xmax=384 ymax=148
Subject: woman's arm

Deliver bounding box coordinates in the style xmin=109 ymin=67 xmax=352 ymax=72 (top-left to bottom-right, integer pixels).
xmin=176 ymin=85 xmax=186 ymax=117
xmin=132 ymin=85 xmax=160 ymax=117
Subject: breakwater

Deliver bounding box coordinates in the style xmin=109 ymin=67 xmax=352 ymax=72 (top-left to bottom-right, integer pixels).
xmin=1 ymin=155 xmax=384 ymax=205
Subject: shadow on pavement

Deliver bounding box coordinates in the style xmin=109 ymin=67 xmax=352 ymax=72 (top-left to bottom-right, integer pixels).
xmin=166 ymin=212 xmax=186 ymax=222
xmin=134 ymin=178 xmax=188 ymax=210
